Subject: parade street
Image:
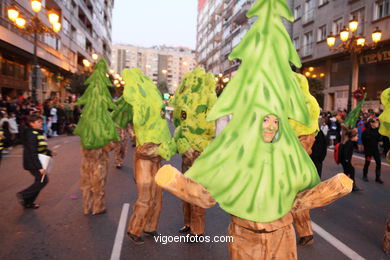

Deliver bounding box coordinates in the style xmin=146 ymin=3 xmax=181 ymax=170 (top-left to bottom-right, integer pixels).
xmin=0 ymin=134 xmax=389 ymax=260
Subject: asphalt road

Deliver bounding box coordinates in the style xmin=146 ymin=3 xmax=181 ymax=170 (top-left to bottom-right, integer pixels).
xmin=0 ymin=135 xmax=389 ymax=260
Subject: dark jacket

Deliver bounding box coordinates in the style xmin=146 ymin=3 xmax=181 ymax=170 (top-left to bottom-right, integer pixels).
xmin=310 ymin=130 xmax=327 ymax=162
xmin=339 ymin=140 xmax=354 ymax=164
xmin=362 ymin=127 xmax=381 ymax=156
xmin=23 ymin=127 xmax=52 ymax=170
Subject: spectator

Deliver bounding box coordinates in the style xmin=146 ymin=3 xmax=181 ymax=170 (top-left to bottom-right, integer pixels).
xmin=8 ymin=112 xmax=18 ymax=146
xmin=362 ymin=117 xmax=383 ymax=184
xmin=50 ymin=103 xmax=58 ymax=137
xmin=339 ymin=130 xmax=360 ymax=191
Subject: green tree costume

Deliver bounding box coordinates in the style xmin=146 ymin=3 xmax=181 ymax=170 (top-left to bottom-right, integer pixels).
xmin=111 ymin=96 xmax=134 ymax=168
xmin=344 ymin=94 xmax=367 ymax=130
xmin=185 ymin=0 xmax=320 ymax=223
xmin=122 ymin=68 xmax=176 ymax=238
xmin=74 ymin=58 xmax=119 ymax=148
xmin=171 ymin=67 xmax=217 ymax=154
xmin=73 ymin=58 xmax=119 ymax=215
xmin=170 ymin=67 xmax=217 ymax=235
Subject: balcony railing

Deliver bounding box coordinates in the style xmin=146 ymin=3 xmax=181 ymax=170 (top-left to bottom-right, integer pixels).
xmin=303 ymin=9 xmax=315 ymax=24
xmin=302 ymin=43 xmax=313 ymax=56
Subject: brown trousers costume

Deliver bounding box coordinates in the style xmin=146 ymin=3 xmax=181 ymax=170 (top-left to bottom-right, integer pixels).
xmin=114 ymin=128 xmax=128 ymax=167
xmin=80 ymin=144 xmax=112 ymax=215
xmin=182 ymin=151 xmax=205 ymax=235
xmin=228 ymin=214 xmax=297 ymax=260
xmin=127 ymin=143 xmax=162 ymax=236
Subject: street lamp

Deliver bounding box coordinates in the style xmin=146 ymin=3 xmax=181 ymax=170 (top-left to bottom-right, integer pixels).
xmin=215 ymin=73 xmax=229 ymax=96
xmin=7 ymin=1 xmax=61 ymax=105
xmin=327 ymin=21 xmax=382 ymax=112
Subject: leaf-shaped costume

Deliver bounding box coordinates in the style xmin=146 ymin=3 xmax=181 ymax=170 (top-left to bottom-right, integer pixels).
xmin=122 ymin=68 xmax=176 ymax=160
xmin=379 ymin=88 xmax=390 ymax=138
xmin=112 ymin=96 xmax=133 ymax=129
xmin=185 ymin=0 xmax=320 ymax=223
xmin=171 ymin=68 xmax=217 ymax=154
xmin=344 ymin=93 xmax=367 ymax=130
xmin=74 ymin=58 xmax=120 ymax=149
xmin=73 ymin=58 xmax=119 ymax=215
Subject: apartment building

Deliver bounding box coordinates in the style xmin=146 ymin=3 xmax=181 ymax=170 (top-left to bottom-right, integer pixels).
xmin=292 ymin=0 xmax=390 ymax=111
xmin=111 ymin=44 xmax=196 ymax=93
xmin=0 ymin=0 xmax=114 ymax=102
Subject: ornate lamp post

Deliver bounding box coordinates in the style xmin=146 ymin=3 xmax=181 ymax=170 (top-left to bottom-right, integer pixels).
xmin=326 ymin=18 xmax=381 ymax=112
xmin=7 ymin=0 xmax=61 ymax=105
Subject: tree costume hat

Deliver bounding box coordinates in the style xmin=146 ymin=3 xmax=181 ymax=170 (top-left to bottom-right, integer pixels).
xmin=170 ymin=67 xmax=217 ymax=154
xmin=379 ymin=88 xmax=390 ymax=138
xmin=122 ymin=68 xmax=176 ymax=160
xmin=184 ymin=0 xmax=320 ymax=223
xmin=74 ymin=58 xmax=120 ymax=149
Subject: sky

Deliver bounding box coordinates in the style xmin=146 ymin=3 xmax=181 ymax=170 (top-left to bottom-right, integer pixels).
xmin=112 ymin=0 xmax=198 ymax=49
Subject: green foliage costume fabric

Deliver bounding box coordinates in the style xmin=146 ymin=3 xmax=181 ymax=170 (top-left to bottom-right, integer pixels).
xmin=379 ymin=88 xmax=390 ymax=138
xmin=344 ymin=94 xmax=367 ymax=130
xmin=170 ymin=68 xmax=217 ymax=154
xmin=185 ymin=0 xmax=320 ymax=223
xmin=122 ymin=68 xmax=176 ymax=160
xmin=112 ymin=96 xmax=133 ymax=129
xmin=289 ymin=73 xmax=320 ymax=136
xmin=74 ymin=58 xmax=120 ymax=149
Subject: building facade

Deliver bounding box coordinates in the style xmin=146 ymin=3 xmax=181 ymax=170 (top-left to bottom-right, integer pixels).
xmin=0 ymin=0 xmax=114 ymax=102
xmin=291 ymin=0 xmax=389 ymax=111
xmin=111 ymin=44 xmax=196 ymax=93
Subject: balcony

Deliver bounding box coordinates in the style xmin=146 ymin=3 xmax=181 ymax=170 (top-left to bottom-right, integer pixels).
xmin=302 ymin=43 xmax=313 ymax=57
xmin=302 ymin=9 xmax=315 ymax=25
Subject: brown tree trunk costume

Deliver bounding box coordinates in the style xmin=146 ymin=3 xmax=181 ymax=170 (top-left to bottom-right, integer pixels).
xmin=384 ymin=215 xmax=390 ymax=254
xmin=80 ymin=143 xmax=113 ymax=215
xmin=114 ymin=128 xmax=128 ymax=167
xmin=127 ymin=143 xmax=163 ymax=236
xmin=156 ymin=165 xmax=352 ymax=260
xmin=182 ymin=151 xmax=205 ymax=235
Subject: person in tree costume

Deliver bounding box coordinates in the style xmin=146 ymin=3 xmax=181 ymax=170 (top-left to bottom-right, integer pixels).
xmin=170 ymin=67 xmax=217 ymax=236
xmin=74 ymin=58 xmax=119 ymax=215
xmin=288 ymin=73 xmax=320 ymax=247
xmin=122 ymin=68 xmax=176 ymax=244
xmin=111 ymin=96 xmax=134 ymax=169
xmin=155 ymin=0 xmax=352 ymax=259
xmin=379 ymin=88 xmax=390 ymax=254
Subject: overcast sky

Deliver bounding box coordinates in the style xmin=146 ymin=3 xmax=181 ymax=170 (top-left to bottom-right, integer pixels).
xmin=112 ymin=0 xmax=198 ymax=49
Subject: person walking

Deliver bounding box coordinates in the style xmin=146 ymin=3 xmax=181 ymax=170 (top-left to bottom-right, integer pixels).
xmin=362 ymin=117 xmax=383 ymax=183
xmin=339 ymin=131 xmax=360 ymax=191
xmin=16 ymin=115 xmax=53 ymax=209
xmin=310 ymin=128 xmax=327 ymax=178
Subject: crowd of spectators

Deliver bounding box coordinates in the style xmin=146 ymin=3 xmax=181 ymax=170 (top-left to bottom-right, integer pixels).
xmin=0 ymin=94 xmax=81 ymax=154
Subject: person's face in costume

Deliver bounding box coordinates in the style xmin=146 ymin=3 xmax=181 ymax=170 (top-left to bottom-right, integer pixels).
xmin=262 ymin=114 xmax=279 ymax=143
xmin=30 ymin=119 xmax=43 ymax=130
xmin=370 ymin=118 xmax=379 ymax=129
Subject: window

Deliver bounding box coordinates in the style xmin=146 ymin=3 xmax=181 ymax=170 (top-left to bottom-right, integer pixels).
xmin=374 ymin=0 xmax=389 ymax=20
xmin=303 ymin=31 xmax=313 ymax=56
xmin=317 ymin=25 xmax=327 ymax=42
xmin=294 ymin=5 xmax=302 ymax=20
xmin=350 ymin=8 xmax=365 ymax=35
xmin=303 ymin=0 xmax=315 ymax=23
xmin=332 ymin=18 xmax=343 ymax=35
xmin=293 ymin=37 xmax=300 ymax=50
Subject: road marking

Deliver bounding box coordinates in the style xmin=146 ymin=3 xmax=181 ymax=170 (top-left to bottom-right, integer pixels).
xmin=312 ymin=222 xmax=365 ymax=260
xmin=328 ymin=149 xmax=389 ymax=167
xmin=110 ymin=203 xmax=130 ymax=260
xmin=53 ymin=145 xmax=61 ymax=149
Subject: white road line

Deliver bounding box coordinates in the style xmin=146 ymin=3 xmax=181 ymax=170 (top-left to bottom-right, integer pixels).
xmin=110 ymin=203 xmax=130 ymax=260
xmin=328 ymin=149 xmax=389 ymax=167
xmin=312 ymin=222 xmax=365 ymax=260
xmin=53 ymin=145 xmax=61 ymax=149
